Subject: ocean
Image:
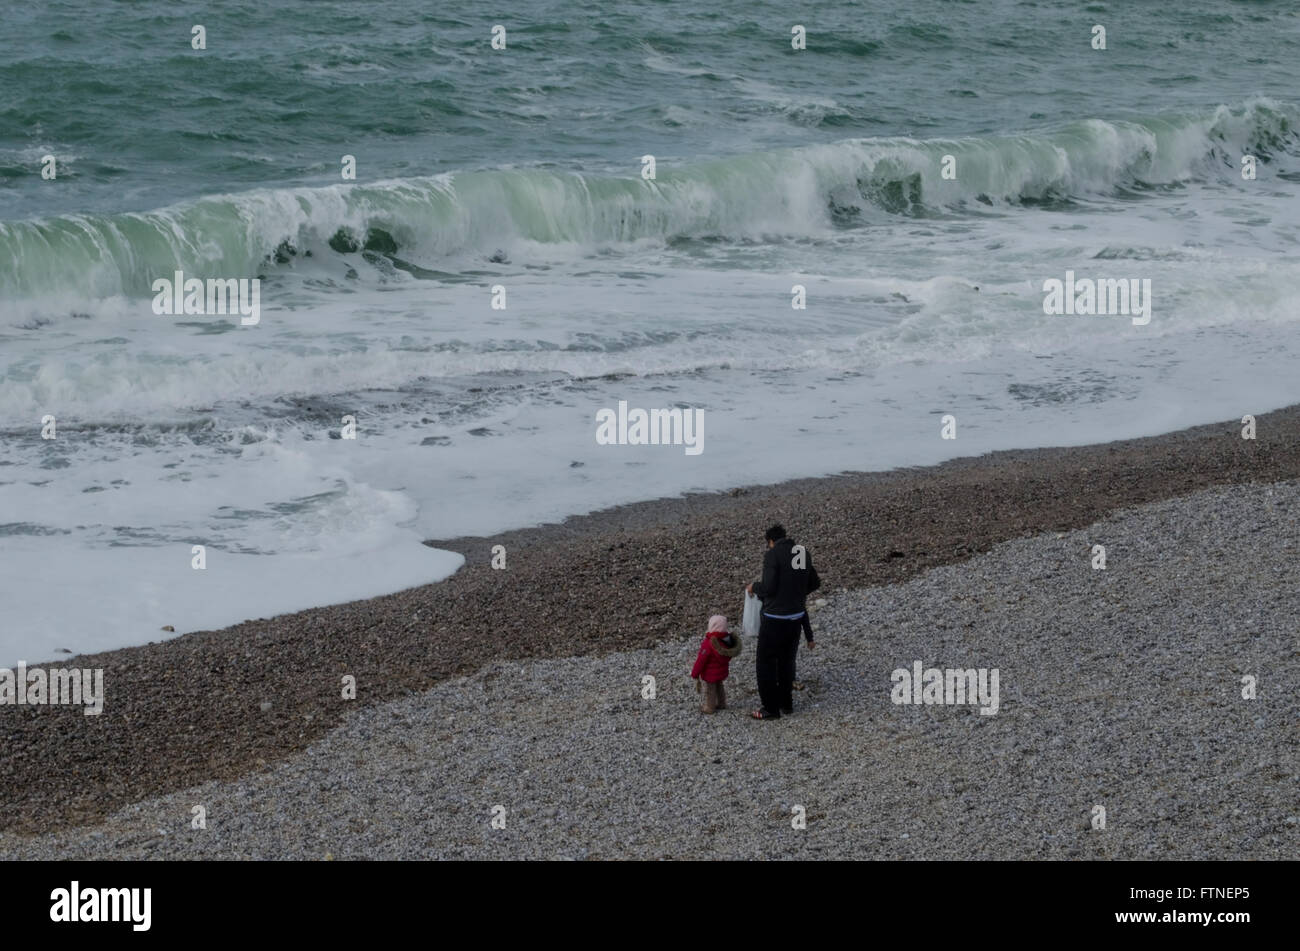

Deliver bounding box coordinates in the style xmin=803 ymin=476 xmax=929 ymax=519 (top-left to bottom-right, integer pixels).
xmin=3 ymin=0 xmax=1299 ymax=664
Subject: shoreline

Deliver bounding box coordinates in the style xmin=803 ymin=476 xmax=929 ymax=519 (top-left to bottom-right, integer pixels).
xmin=3 ymin=477 xmax=1295 ymax=859
xmin=3 ymin=406 xmax=1298 ymax=836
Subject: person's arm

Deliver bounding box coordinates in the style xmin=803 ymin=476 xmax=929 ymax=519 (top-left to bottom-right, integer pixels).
xmin=690 ymin=641 xmax=707 ymax=679
xmin=806 ymin=552 xmax=821 ymax=593
xmin=753 ymin=547 xmax=778 ymax=599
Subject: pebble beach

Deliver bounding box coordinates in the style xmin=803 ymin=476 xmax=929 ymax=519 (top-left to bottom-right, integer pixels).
xmin=1 ymin=475 xmax=1295 ymax=859
xmin=2 ymin=408 xmax=1298 ymax=858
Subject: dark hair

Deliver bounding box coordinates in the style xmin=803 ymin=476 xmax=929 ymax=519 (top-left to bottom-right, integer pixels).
xmin=765 ymin=523 xmax=786 ymax=542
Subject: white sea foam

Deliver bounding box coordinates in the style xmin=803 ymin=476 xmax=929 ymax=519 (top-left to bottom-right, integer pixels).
xmin=3 ymin=100 xmax=1299 ymax=663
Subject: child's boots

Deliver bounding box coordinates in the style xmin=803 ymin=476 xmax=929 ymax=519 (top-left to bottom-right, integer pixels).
xmin=700 ymin=681 xmax=727 ymax=714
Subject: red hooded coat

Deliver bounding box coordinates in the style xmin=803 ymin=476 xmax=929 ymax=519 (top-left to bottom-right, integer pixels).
xmin=690 ymin=617 xmax=743 ymax=683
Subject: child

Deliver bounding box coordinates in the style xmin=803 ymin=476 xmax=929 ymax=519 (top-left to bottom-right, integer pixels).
xmin=691 ymin=615 xmax=742 ymax=714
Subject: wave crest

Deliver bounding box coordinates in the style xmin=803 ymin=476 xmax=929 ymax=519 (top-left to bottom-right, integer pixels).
xmin=1 ymin=98 xmax=1294 ymax=300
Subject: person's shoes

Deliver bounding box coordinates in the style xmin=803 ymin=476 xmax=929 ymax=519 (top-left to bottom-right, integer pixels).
xmin=780 ymin=707 xmax=793 ymax=716
xmin=750 ymin=709 xmax=780 ymax=720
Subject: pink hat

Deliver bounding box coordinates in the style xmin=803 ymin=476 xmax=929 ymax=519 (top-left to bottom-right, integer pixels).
xmin=707 ymin=615 xmax=729 ymax=634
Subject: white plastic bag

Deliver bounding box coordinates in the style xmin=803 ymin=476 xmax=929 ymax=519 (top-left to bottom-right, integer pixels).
xmin=742 ymin=591 xmax=761 ymax=637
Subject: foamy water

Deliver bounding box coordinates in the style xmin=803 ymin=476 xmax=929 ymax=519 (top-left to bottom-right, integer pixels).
xmin=3 ymin=0 xmax=1300 ymax=664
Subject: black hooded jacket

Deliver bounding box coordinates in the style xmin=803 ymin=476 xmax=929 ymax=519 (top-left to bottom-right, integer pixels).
xmin=752 ymin=537 xmax=820 ymax=617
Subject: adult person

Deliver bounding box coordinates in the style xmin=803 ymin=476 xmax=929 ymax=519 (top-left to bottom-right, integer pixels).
xmin=746 ymin=523 xmax=820 ymax=720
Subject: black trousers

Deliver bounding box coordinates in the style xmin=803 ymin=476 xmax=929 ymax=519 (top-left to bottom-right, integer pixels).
xmin=755 ymin=615 xmax=802 ymax=716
